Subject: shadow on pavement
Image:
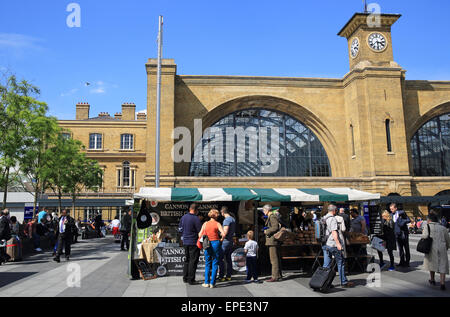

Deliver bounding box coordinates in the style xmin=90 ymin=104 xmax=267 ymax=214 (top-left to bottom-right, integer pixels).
xmin=0 ymin=272 xmax=38 ymax=288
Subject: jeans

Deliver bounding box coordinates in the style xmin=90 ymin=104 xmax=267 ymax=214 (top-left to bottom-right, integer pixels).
xmin=323 ymin=245 xmax=348 ymax=286
xmin=32 ymin=233 xmax=40 ymax=249
xmin=183 ymin=245 xmax=200 ymax=283
xmin=246 ymin=256 xmax=258 ymax=280
xmin=219 ymin=239 xmax=233 ymax=278
xmin=204 ymin=240 xmax=222 ymax=285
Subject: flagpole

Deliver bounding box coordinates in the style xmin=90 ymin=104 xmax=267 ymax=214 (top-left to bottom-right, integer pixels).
xmin=155 ymin=15 xmax=163 ymax=188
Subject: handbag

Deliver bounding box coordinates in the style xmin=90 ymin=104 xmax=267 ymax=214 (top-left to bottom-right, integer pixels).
xmin=274 ymin=227 xmax=289 ymax=242
xmin=417 ymin=224 xmax=433 ymax=254
xmin=202 ymin=234 xmax=211 ymax=250
xmin=370 ymin=236 xmax=386 ymax=252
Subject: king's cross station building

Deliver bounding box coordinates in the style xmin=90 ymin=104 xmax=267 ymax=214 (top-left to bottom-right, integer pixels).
xmin=44 ymin=11 xmax=450 ymax=221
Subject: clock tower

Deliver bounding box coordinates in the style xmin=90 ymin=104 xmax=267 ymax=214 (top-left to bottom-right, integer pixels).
xmin=338 ymin=13 xmax=401 ymax=70
xmin=339 ymin=12 xmax=410 ymax=180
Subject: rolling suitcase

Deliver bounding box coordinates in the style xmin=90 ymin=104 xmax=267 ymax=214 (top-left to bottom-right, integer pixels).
xmin=309 ymin=260 xmax=336 ymax=292
xmin=6 ymin=237 xmax=22 ymax=262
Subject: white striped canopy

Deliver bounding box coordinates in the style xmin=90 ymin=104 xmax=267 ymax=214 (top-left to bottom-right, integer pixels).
xmin=134 ymin=187 xmax=380 ymax=202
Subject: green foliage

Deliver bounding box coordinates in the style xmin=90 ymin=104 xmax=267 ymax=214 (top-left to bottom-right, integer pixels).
xmin=46 ymin=135 xmax=103 ymax=212
xmin=0 ymin=75 xmax=48 ymax=208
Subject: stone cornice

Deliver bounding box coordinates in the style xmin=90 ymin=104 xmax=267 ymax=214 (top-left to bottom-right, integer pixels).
xmin=342 ymin=66 xmax=406 ymax=87
xmin=177 ymin=75 xmax=344 ymax=89
xmin=405 ymin=80 xmax=450 ymax=91
xmin=58 ymin=120 xmax=147 ymax=128
xmin=338 ymin=13 xmax=401 ymax=39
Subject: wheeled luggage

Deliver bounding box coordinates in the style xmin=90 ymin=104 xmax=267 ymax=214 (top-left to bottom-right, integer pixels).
xmin=6 ymin=237 xmax=22 ymax=262
xmin=309 ymin=260 xmax=336 ymax=292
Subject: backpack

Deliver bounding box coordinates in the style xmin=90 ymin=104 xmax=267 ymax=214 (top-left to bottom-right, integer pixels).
xmin=315 ymin=215 xmax=333 ymax=245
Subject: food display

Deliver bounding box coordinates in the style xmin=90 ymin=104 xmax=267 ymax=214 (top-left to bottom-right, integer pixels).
xmin=346 ymin=232 xmax=370 ymax=245
xmin=282 ymin=229 xmax=319 ymax=246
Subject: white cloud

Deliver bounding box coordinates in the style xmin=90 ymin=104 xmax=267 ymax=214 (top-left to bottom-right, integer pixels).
xmin=60 ymin=88 xmax=79 ymax=97
xmin=0 ymin=33 xmax=44 ymax=50
xmin=90 ymin=87 xmax=106 ymax=94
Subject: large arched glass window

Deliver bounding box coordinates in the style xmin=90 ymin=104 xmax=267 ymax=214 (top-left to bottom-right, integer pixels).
xmin=189 ymin=109 xmax=331 ymax=177
xmin=411 ymin=113 xmax=450 ymax=176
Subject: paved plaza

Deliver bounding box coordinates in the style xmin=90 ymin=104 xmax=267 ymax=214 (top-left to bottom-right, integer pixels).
xmin=0 ymin=235 xmax=449 ymax=297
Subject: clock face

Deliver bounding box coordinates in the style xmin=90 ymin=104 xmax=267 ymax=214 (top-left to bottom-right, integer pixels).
xmin=368 ymin=33 xmax=387 ymax=51
xmin=350 ymin=38 xmax=359 ymax=58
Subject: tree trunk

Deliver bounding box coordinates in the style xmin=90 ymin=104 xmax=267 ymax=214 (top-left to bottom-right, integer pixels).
xmin=33 ymin=183 xmax=39 ymax=218
xmin=72 ymin=193 xmax=76 ymax=217
xmin=2 ymin=167 xmax=10 ymax=209
xmin=58 ymin=190 xmax=62 ymax=214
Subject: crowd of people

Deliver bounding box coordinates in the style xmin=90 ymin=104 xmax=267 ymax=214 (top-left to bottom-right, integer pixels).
xmin=178 ymin=202 xmax=450 ymax=291
xmin=1 ymin=202 xmax=449 ymax=292
xmin=0 ymin=207 xmax=133 ymax=264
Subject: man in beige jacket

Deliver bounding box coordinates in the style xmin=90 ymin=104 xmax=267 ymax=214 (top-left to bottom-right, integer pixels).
xmin=263 ymin=204 xmax=281 ymax=282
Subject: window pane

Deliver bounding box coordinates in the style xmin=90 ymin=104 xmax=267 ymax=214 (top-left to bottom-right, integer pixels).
xmin=121 ymin=134 xmax=133 ymax=150
xmin=411 ymin=113 xmax=450 ymax=176
xmin=189 ymin=108 xmax=330 ymax=177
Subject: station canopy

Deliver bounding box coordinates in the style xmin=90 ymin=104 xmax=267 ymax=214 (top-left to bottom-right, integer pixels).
xmin=135 ymin=187 xmax=380 ymax=202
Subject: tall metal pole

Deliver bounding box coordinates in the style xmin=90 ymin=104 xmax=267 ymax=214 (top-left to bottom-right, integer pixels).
xmin=155 ymin=15 xmax=163 ymax=188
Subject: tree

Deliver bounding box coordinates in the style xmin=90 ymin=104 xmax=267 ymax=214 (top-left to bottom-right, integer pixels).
xmin=63 ymin=151 xmax=103 ymax=215
xmin=46 ymin=135 xmax=103 ymax=214
xmin=46 ymin=135 xmax=82 ymax=213
xmin=20 ymin=115 xmax=61 ymax=216
xmin=0 ymin=75 xmax=47 ymax=209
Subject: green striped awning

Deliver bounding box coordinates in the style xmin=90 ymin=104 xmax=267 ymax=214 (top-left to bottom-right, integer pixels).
xmin=134 ymin=187 xmax=380 ymax=202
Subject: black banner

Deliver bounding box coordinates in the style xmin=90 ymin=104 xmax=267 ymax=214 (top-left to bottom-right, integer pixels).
xmin=140 ymin=201 xmax=240 ymax=227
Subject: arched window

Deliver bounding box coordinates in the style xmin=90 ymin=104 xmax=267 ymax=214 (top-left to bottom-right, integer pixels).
xmin=189 ymin=109 xmax=331 ymax=177
xmin=411 ymin=113 xmax=450 ymax=176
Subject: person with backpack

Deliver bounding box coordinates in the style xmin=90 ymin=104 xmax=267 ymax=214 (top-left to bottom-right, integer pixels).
xmin=322 ymin=204 xmax=354 ymax=288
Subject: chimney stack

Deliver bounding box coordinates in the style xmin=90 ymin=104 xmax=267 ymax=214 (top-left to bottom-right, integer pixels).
xmin=76 ymin=102 xmax=90 ymax=120
xmin=137 ymin=112 xmax=147 ymax=121
xmin=122 ymin=102 xmax=136 ymax=120
xmin=98 ymin=112 xmax=110 ymax=118
xmin=114 ymin=112 xmax=122 ymax=119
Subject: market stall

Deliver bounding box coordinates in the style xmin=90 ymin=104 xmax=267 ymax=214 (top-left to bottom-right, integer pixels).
xmin=128 ymin=187 xmax=380 ymax=280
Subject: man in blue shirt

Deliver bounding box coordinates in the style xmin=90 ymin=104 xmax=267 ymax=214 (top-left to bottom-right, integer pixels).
xmin=218 ymin=206 xmax=236 ymax=282
xmin=38 ymin=208 xmax=48 ymax=224
xmin=179 ymin=203 xmax=202 ymax=285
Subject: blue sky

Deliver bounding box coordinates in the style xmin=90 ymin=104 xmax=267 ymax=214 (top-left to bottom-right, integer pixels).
xmin=1 ymin=0 xmax=449 ymax=120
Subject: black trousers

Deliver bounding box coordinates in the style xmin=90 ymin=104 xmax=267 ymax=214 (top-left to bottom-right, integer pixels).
xmin=397 ymin=235 xmax=410 ymax=265
xmin=183 ymin=245 xmax=200 ymax=283
xmin=377 ymin=249 xmax=395 ymax=267
xmin=121 ymin=231 xmax=130 ymax=250
xmin=246 ymin=256 xmax=258 ymax=280
xmin=56 ymin=234 xmax=72 ymax=258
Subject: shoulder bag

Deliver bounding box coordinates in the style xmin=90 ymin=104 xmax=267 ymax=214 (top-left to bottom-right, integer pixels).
xmin=416 ymin=224 xmax=433 ymax=254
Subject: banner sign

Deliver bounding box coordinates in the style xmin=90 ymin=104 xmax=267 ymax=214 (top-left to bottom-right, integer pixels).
xmin=24 ymin=203 xmax=38 ymax=220
xmin=140 ymin=201 xmax=240 ymax=227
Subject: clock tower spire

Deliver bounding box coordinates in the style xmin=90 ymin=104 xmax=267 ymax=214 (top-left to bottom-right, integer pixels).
xmin=338 ymin=12 xmax=401 ymax=71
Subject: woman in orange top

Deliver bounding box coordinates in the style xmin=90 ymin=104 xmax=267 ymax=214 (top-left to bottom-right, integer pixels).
xmin=199 ymin=209 xmax=225 ymax=288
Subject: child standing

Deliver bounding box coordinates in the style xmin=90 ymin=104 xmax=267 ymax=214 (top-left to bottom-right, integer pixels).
xmin=244 ymin=230 xmax=260 ymax=283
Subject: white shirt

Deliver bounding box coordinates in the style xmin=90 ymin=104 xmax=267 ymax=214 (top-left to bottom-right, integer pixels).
xmin=244 ymin=240 xmax=258 ymax=257
xmin=111 ymin=219 xmax=120 ymax=228
xmin=393 ymin=211 xmax=399 ymax=223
